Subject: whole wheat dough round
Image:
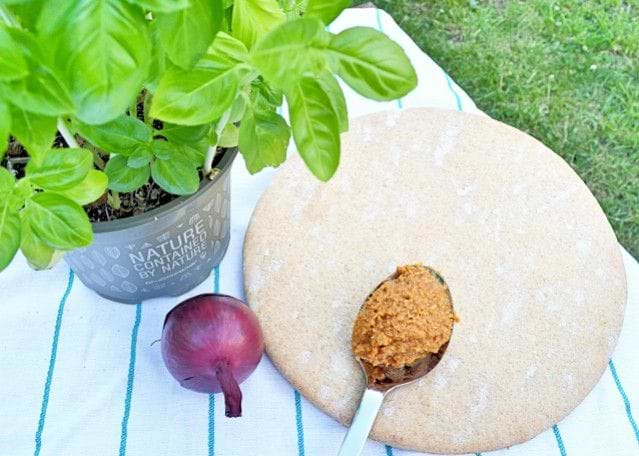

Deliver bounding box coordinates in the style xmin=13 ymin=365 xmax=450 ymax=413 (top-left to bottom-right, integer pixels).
xmin=243 ymin=108 xmax=626 ymax=454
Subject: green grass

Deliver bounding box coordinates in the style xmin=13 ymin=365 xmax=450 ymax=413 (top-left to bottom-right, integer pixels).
xmin=373 ymin=0 xmax=639 ymax=257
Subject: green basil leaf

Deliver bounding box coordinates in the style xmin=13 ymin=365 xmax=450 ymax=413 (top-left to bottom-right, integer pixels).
xmin=0 ymin=167 xmax=15 ymax=193
xmin=250 ymin=79 xmax=282 ymax=112
xmin=151 ymin=33 xmax=252 ymax=125
xmin=9 ymin=105 xmax=57 ymax=165
xmin=24 ymin=192 xmax=92 ymax=250
xmin=26 ymin=148 xmax=93 ymax=191
xmin=159 ymin=123 xmax=209 ymax=147
xmin=12 ymin=179 xmax=33 ymax=209
xmin=53 ymin=169 xmax=108 ymax=206
xmin=316 ymin=71 xmax=348 ymax=133
xmin=20 ymin=213 xmax=63 ymax=270
xmin=150 ymin=140 xmax=172 ymax=160
xmin=286 ymin=76 xmax=339 ymax=181
xmin=227 ymin=94 xmax=247 ymax=123
xmin=0 ymin=25 xmax=28 ymax=81
xmin=231 ymin=0 xmax=285 ymax=50
xmin=304 ymin=0 xmax=350 ymax=24
xmin=239 ymin=107 xmax=289 ymax=174
xmin=145 ymin=21 xmax=166 ymax=94
xmin=104 ymin=154 xmax=150 ymax=192
xmin=38 ymin=0 xmax=151 ymax=124
xmin=3 ymin=27 xmax=74 ymax=116
xmin=127 ymin=0 xmax=190 ymax=12
xmin=0 ymin=197 xmax=21 ymax=271
xmin=4 ymin=2 xmax=44 ymax=30
xmin=151 ymin=152 xmax=199 ymax=195
xmin=0 ymin=101 xmax=10 ymax=160
xmin=73 ymin=115 xmax=153 ymax=155
xmin=251 ymin=17 xmax=329 ymax=90
xmin=327 ymin=27 xmax=417 ymax=101
xmin=127 ymin=147 xmax=153 ymax=168
xmin=156 ymin=0 xmax=223 ymax=69
xmin=218 ymin=123 xmax=239 ymax=147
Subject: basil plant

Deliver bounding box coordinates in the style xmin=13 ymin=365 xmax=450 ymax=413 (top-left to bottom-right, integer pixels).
xmin=0 ymin=0 xmax=417 ymax=272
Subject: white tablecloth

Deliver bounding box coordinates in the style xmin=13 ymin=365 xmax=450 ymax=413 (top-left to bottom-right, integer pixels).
xmin=2 ymin=8 xmax=638 ymax=456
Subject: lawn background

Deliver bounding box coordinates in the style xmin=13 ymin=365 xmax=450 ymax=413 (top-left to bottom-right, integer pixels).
xmin=367 ymin=0 xmax=638 ymax=257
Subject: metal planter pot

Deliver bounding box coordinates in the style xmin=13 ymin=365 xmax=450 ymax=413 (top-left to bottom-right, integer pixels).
xmin=65 ymin=148 xmax=237 ymax=304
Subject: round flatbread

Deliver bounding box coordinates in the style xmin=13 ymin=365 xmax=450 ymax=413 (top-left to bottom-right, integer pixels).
xmin=243 ymin=108 xmax=626 ymax=454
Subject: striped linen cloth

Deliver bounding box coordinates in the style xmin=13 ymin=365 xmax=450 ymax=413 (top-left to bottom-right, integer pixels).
xmin=1 ymin=8 xmax=638 ymax=456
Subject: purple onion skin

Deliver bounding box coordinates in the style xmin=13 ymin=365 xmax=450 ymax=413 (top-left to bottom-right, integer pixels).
xmin=161 ymin=294 xmax=264 ymax=417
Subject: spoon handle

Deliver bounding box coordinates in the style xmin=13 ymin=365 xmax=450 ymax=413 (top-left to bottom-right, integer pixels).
xmin=337 ymin=388 xmax=385 ymax=456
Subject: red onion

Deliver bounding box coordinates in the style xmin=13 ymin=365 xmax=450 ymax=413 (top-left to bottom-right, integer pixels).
xmin=161 ymin=294 xmax=264 ymax=417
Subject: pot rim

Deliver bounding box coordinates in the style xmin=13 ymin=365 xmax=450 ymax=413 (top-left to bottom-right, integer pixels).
xmin=92 ymin=147 xmax=238 ymax=234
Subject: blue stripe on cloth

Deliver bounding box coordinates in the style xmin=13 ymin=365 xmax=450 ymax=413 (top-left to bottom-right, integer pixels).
xmin=118 ymin=304 xmax=142 ymax=456
xmin=375 ymin=8 xmax=404 ymax=110
xmin=385 ymin=444 xmax=394 ymax=455
xmin=209 ymin=266 xmax=220 ymax=456
xmin=552 ymin=424 xmax=567 ymax=456
xmin=444 ymin=73 xmax=463 ymax=112
xmin=294 ymin=390 xmax=306 ymax=456
xmin=609 ymin=359 xmax=639 ymax=444
xmin=33 ymin=269 xmax=74 ymax=456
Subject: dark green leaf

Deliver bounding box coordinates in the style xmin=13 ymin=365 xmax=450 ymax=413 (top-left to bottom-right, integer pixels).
xmin=159 ymin=123 xmax=209 ymax=147
xmin=54 ymin=169 xmax=108 ymax=206
xmin=73 ymin=115 xmax=153 ymax=155
xmin=0 ymin=101 xmax=10 ymax=160
xmin=127 ymin=0 xmax=190 ymax=12
xmin=151 ymin=33 xmax=252 ymax=125
xmin=23 ymin=192 xmax=92 ymax=250
xmin=239 ymin=108 xmax=289 ymax=174
xmin=328 ymin=27 xmax=417 ymax=101
xmin=104 ymin=154 xmax=150 ymax=192
xmin=38 ymin=0 xmax=151 ymax=124
xmin=151 ymin=151 xmax=200 ymax=195
xmin=9 ymin=105 xmax=57 ymax=165
xmin=304 ymin=0 xmax=350 ymax=24
xmin=150 ymin=140 xmax=172 ymax=160
xmin=316 ymin=71 xmax=348 ymax=133
xmin=231 ymin=0 xmax=285 ymax=49
xmin=251 ymin=17 xmax=329 ymax=90
xmin=127 ymin=147 xmax=153 ymax=168
xmin=0 ymin=167 xmax=15 ymax=193
xmin=3 ymin=27 xmax=74 ymax=116
xmin=26 ymin=148 xmax=92 ymax=191
xmin=20 ymin=213 xmax=62 ymax=270
xmin=0 ymin=197 xmax=21 ymax=271
xmin=0 ymin=25 xmax=28 ymax=81
xmin=286 ymin=76 xmax=339 ymax=181
xmin=156 ymin=0 xmax=223 ymax=69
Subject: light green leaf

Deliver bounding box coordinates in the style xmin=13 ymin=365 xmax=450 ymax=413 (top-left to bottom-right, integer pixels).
xmin=145 ymin=21 xmax=166 ymax=94
xmin=127 ymin=147 xmax=153 ymax=168
xmin=231 ymin=0 xmax=285 ymax=49
xmin=25 ymin=148 xmax=92 ymax=191
xmin=159 ymin=123 xmax=209 ymax=147
xmin=151 ymin=33 xmax=252 ymax=125
xmin=286 ymin=76 xmax=339 ymax=181
xmin=150 ymin=140 xmax=172 ymax=160
xmin=0 ymin=102 xmax=10 ymax=160
xmin=54 ymin=170 xmax=108 ymax=206
xmin=104 ymin=154 xmax=150 ymax=192
xmin=251 ymin=17 xmax=329 ymax=90
xmin=304 ymin=0 xmax=350 ymax=24
xmin=3 ymin=27 xmax=74 ymax=116
xmin=151 ymin=154 xmax=199 ymax=195
xmin=9 ymin=105 xmax=57 ymax=165
xmin=219 ymin=123 xmax=239 ymax=147
xmin=20 ymin=213 xmax=63 ymax=270
xmin=0 ymin=197 xmax=21 ymax=271
xmin=73 ymin=115 xmax=153 ymax=155
xmin=250 ymin=79 xmax=282 ymax=112
xmin=127 ymin=0 xmax=190 ymax=12
xmin=0 ymin=167 xmax=15 ymax=193
xmin=23 ymin=192 xmax=92 ymax=250
xmin=38 ymin=0 xmax=151 ymax=124
xmin=316 ymin=71 xmax=348 ymax=133
xmin=227 ymin=94 xmax=247 ymax=123
xmin=327 ymin=27 xmax=417 ymax=101
xmin=0 ymin=25 xmax=28 ymax=81
xmin=239 ymin=107 xmax=289 ymax=174
xmin=156 ymin=0 xmax=223 ymax=69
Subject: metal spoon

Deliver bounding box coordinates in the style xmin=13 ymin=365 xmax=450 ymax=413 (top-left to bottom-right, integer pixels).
xmin=337 ymin=267 xmax=454 ymax=456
